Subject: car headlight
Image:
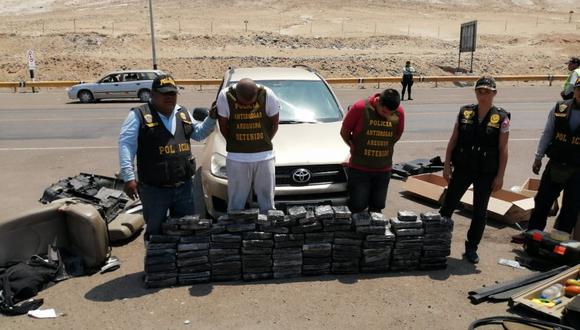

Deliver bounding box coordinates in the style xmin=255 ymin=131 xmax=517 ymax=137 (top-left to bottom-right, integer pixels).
xmin=210 ymin=153 xmax=228 ymax=179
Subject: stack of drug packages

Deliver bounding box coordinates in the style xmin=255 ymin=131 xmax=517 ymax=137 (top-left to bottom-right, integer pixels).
xmin=209 ymin=209 xmax=257 ymax=281
xmin=419 ymin=212 xmax=453 ymax=270
xmin=331 ymin=206 xmax=361 ymax=274
xmin=145 ymin=215 xmax=213 ymax=287
xmin=265 ymin=209 xmax=303 ymax=279
xmin=300 ymin=206 xmax=333 ymax=276
xmin=360 ymin=212 xmax=395 ymax=273
xmin=240 ymin=211 xmax=274 ymax=281
xmin=390 ymin=211 xmax=424 ymax=271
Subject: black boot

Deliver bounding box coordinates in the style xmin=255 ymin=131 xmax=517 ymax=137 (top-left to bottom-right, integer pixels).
xmin=463 ymin=241 xmax=479 ymax=264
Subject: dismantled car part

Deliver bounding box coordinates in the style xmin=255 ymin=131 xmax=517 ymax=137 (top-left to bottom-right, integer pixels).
xmin=391 ymin=156 xmax=444 ymax=179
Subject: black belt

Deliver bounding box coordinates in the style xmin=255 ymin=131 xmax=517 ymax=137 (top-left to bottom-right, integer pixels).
xmin=141 ymin=181 xmax=186 ymax=188
xmin=160 ymin=181 xmax=186 ymax=188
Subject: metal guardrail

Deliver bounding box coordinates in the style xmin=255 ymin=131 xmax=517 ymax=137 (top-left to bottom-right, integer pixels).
xmin=0 ymin=75 xmax=568 ymax=90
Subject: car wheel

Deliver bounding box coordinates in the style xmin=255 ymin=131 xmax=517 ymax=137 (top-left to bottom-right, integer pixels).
xmin=138 ymin=89 xmax=151 ymax=102
xmin=193 ymin=168 xmax=209 ymax=218
xmin=78 ymin=90 xmax=94 ymax=103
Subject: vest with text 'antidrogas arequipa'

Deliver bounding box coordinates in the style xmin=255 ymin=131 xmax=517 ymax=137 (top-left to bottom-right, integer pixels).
xmin=351 ymin=100 xmax=399 ymax=169
xmin=225 ymin=86 xmax=273 ymax=153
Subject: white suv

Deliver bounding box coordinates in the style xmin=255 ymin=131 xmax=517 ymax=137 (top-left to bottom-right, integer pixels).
xmin=193 ymin=66 xmax=350 ymax=218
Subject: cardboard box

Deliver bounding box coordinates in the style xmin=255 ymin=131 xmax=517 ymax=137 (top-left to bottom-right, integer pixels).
xmin=520 ymin=177 xmax=560 ymax=217
xmin=510 ymin=264 xmax=580 ymax=321
xmin=460 ymin=189 xmax=535 ymax=224
xmin=520 ymin=178 xmax=541 ymax=198
xmin=402 ymin=173 xmax=448 ymax=204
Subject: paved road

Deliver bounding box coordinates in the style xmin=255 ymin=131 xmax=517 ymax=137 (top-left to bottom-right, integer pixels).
xmin=0 ymin=86 xmax=564 ymax=330
xmin=0 ymin=85 xmax=557 ymax=218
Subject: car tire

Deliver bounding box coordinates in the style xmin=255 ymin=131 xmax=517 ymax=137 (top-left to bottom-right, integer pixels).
xmin=138 ymin=89 xmax=151 ymax=103
xmin=193 ymin=168 xmax=209 ymax=218
xmin=78 ymin=90 xmax=94 ymax=103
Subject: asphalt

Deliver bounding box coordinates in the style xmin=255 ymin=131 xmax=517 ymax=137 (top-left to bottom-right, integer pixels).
xmin=0 ymin=84 xmax=564 ymax=329
xmin=0 ymin=85 xmax=555 ymax=218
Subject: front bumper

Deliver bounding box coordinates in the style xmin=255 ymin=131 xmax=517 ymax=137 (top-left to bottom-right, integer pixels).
xmin=202 ymin=170 xmax=348 ymax=219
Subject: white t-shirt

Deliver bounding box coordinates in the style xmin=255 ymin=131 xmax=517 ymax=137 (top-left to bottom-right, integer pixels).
xmin=216 ymin=84 xmax=280 ymax=162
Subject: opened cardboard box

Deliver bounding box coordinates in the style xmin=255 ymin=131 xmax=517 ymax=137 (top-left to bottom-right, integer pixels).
xmin=461 ymin=189 xmax=535 ymax=224
xmin=520 ymin=177 xmax=560 ymax=217
xmin=402 ymin=173 xmax=449 ymax=204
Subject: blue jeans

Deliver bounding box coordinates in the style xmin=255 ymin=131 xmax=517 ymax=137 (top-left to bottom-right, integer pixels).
xmin=138 ymin=180 xmax=195 ymax=240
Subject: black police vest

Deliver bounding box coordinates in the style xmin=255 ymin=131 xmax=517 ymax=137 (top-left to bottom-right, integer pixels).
xmin=351 ymin=100 xmax=399 ymax=169
xmin=225 ymin=86 xmax=273 ymax=153
xmin=545 ymin=100 xmax=580 ymax=166
xmin=134 ymin=103 xmax=194 ymax=186
xmin=451 ymin=105 xmax=509 ymax=174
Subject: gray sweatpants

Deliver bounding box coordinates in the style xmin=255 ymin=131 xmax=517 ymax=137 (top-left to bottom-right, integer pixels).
xmin=226 ymin=158 xmax=275 ymax=213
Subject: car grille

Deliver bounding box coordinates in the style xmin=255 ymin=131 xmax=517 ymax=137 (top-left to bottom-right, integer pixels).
xmin=275 ymin=164 xmax=347 ymax=186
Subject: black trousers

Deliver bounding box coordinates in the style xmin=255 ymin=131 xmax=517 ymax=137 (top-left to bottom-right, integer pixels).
xmin=401 ymin=80 xmax=413 ymax=99
xmin=439 ymin=168 xmax=495 ymax=250
xmin=527 ymin=161 xmax=580 ymax=234
xmin=347 ymin=168 xmax=391 ymax=213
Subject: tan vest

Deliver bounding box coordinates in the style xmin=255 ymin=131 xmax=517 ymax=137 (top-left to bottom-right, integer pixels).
xmin=225 ymin=87 xmax=273 ymax=153
xmin=351 ymin=100 xmax=399 ymax=169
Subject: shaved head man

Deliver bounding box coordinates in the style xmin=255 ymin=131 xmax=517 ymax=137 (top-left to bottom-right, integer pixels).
xmin=216 ymin=78 xmax=280 ymax=213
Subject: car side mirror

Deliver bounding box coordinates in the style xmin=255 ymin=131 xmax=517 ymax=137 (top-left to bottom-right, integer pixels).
xmin=193 ymin=107 xmax=209 ymax=121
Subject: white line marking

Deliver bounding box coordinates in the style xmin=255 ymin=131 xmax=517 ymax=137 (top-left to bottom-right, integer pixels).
xmin=0 ymin=139 xmax=539 ymax=151
xmin=0 ymin=146 xmax=117 ymax=151
xmin=399 ymin=138 xmax=539 ymax=143
xmin=0 ymin=117 xmax=124 ymax=122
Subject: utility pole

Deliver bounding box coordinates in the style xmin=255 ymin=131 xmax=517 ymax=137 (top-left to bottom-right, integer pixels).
xmin=148 ymin=0 xmax=158 ymax=70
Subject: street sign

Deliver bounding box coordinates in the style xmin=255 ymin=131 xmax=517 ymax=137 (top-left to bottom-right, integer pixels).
xmin=27 ymin=49 xmax=36 ymax=70
xmin=459 ymin=21 xmax=477 ymax=53
xmin=457 ymin=21 xmax=477 ymax=73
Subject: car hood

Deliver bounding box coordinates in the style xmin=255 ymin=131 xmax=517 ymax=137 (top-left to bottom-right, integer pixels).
xmin=210 ymin=121 xmax=350 ymax=165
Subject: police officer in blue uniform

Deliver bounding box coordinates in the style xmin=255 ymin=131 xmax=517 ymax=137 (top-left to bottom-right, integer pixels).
xmin=439 ymin=76 xmax=511 ymax=263
xmin=119 ymin=74 xmax=217 ymax=240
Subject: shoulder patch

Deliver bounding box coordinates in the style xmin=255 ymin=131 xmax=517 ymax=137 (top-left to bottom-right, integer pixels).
xmin=463 ymin=110 xmax=475 ymax=120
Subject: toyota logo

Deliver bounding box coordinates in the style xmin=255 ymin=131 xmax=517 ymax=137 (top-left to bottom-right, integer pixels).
xmin=291 ymin=168 xmax=311 ymax=184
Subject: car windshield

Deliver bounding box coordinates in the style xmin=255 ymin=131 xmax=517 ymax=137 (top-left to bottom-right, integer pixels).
xmin=228 ymin=80 xmax=343 ymax=123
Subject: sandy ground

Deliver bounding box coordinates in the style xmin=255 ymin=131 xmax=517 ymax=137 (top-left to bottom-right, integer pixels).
xmin=0 ymin=1 xmax=579 ymax=328
xmin=0 ymin=0 xmax=579 ymax=82
xmin=0 ymin=86 xmax=568 ymax=329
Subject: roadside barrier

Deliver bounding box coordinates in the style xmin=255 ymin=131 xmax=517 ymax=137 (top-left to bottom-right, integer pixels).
xmin=0 ymin=75 xmax=568 ymax=91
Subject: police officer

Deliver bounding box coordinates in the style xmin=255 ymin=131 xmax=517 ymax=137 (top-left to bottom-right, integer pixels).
xmin=524 ymin=78 xmax=580 ymax=235
xmin=340 ymin=88 xmax=405 ymax=213
xmin=401 ymin=61 xmax=416 ymax=101
xmin=118 ymin=74 xmax=217 ymax=240
xmin=439 ymin=76 xmax=510 ymax=263
xmin=561 ymin=57 xmax=580 ymax=100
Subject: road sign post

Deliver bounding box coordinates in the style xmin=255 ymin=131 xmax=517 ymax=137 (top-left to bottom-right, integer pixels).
xmin=26 ymin=49 xmax=37 ymax=93
xmin=458 ymin=21 xmax=477 ymax=73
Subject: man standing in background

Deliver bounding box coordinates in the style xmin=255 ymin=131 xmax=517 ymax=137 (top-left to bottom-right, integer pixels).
xmin=401 ymin=60 xmax=416 ymax=101
xmin=561 ymin=57 xmax=580 ymax=100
